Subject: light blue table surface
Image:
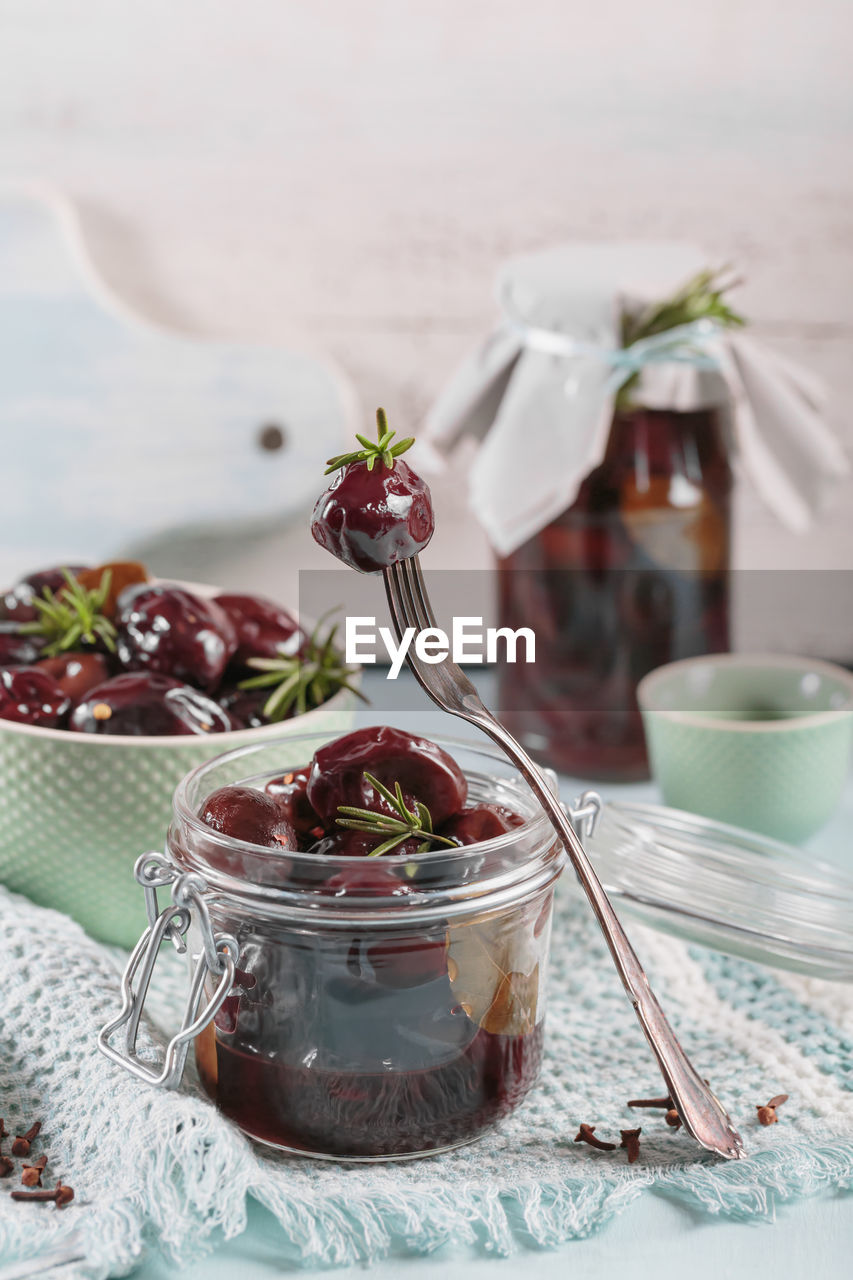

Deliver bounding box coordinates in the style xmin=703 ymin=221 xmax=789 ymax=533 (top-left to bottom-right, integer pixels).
xmin=132 ymin=668 xmax=853 ymax=1279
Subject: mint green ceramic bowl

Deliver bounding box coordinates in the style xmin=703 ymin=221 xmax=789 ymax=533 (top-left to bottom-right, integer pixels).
xmin=0 ymin=679 xmax=358 ymax=949
xmin=637 ymin=654 xmax=853 ymax=844
xmin=0 ymin=687 xmax=358 ymax=948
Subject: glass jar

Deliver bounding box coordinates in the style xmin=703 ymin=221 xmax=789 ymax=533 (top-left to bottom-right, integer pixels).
xmin=496 ymin=401 xmax=732 ymax=780
xmin=138 ymin=733 xmax=562 ymax=1161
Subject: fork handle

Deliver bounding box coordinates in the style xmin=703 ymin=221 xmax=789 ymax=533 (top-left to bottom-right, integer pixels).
xmin=475 ymin=710 xmax=743 ymax=1159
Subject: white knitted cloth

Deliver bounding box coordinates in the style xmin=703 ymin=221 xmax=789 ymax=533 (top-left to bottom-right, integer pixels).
xmin=1 ymin=879 xmax=852 ymax=1278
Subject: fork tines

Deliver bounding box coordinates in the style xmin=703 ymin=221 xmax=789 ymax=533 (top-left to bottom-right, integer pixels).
xmin=385 ymin=557 xmax=436 ymax=636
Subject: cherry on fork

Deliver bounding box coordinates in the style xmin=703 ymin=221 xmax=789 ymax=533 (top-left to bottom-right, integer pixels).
xmin=311 ymin=408 xmax=434 ymax=573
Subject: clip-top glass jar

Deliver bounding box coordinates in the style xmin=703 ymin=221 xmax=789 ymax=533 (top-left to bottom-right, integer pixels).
xmin=103 ymin=733 xmax=564 ymax=1161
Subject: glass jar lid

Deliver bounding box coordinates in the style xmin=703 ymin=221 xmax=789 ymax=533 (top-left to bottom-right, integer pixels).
xmin=584 ymin=800 xmax=853 ymax=980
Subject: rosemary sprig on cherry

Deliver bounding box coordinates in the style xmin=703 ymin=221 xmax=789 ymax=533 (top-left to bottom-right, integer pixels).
xmin=237 ymin=615 xmax=366 ymax=723
xmin=336 ymin=771 xmax=458 ymax=857
xmin=20 ymin=568 xmax=118 ymax=657
xmin=324 ymin=406 xmax=415 ymax=475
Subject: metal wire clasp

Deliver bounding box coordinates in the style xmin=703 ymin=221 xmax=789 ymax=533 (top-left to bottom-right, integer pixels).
xmin=567 ymin=790 xmax=603 ymax=839
xmin=98 ymin=853 xmax=238 ymax=1090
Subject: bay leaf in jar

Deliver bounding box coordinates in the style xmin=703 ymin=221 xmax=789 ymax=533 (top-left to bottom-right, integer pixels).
xmin=447 ymin=915 xmax=507 ymax=1023
xmin=480 ymin=966 xmax=539 ymax=1036
xmin=447 ymin=913 xmax=541 ymax=1033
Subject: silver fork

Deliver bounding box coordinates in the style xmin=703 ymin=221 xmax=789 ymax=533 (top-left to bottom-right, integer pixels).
xmin=384 ymin=556 xmax=744 ymax=1160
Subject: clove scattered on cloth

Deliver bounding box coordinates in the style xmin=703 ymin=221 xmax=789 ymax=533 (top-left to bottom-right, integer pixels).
xmin=574 ymin=1123 xmax=617 ymax=1151
xmin=757 ymin=1094 xmax=789 ymax=1126
xmin=11 ymin=1181 xmax=74 ymax=1208
xmin=1 ymin=1121 xmax=75 ymax=1207
xmin=620 ymin=1128 xmax=642 ymax=1163
xmin=11 ymin=1122 xmax=41 ymax=1158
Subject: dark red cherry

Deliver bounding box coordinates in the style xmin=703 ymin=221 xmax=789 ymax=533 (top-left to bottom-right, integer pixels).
xmin=1 ymin=564 xmax=89 ymax=624
xmin=68 ymin=673 xmax=240 ymax=736
xmin=1 ymin=563 xmax=89 ymax=622
xmin=265 ymin=767 xmax=323 ymax=837
xmin=438 ymin=803 xmax=525 ymax=845
xmin=116 ymin=585 xmax=237 ymax=691
xmin=0 ymin=624 xmax=46 ymax=666
xmin=36 ymin=652 xmax=111 ymax=701
xmin=306 ymin=725 xmax=467 ymax=827
xmin=214 ymin=593 xmax=304 ymax=668
xmin=0 ymin=667 xmax=71 ymax=727
xmin=22 ymin=565 xmax=89 ymax=594
xmin=200 ymin=786 xmax=297 ymax=848
xmin=311 ymin=459 xmax=434 ymax=573
xmin=198 ymin=787 xmax=298 ymax=883
xmin=320 ymin=861 xmax=414 ymax=898
xmin=309 ymin=829 xmax=379 ymax=858
xmin=0 ymin=593 xmax=34 ymax=624
xmin=307 ymin=828 xmax=422 ymax=859
xmin=217 ymin=684 xmax=270 ymax=728
xmin=364 ymin=932 xmax=448 ymax=988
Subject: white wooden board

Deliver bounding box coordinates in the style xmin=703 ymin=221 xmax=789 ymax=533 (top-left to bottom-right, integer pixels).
xmin=0 ymin=182 xmax=358 ymax=586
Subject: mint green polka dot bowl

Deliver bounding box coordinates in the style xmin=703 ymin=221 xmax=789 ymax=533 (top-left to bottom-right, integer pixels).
xmin=0 ymin=686 xmax=358 ymax=948
xmin=638 ymin=653 xmax=853 ymax=845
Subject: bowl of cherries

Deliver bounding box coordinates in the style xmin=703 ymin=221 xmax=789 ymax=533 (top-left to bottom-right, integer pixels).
xmin=0 ymin=561 xmax=361 ymax=946
xmin=159 ymin=725 xmax=562 ymax=1159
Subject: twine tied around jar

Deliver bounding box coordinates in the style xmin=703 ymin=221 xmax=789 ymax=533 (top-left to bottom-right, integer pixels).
xmin=498 ymin=278 xmax=724 ymax=400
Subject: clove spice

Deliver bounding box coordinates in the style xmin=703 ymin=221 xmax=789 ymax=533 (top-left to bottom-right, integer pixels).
xmin=627 ymin=1095 xmax=673 ymax=1110
xmin=11 ymin=1122 xmax=41 ymax=1158
xmin=574 ymin=1123 xmax=617 ymax=1151
xmin=11 ymin=1180 xmax=74 ymax=1208
xmin=21 ymin=1155 xmax=48 ymax=1188
xmin=0 ymin=1157 xmax=13 ymax=1178
xmin=664 ymin=1108 xmax=682 ymax=1130
xmin=757 ymin=1093 xmax=789 ymax=1126
xmin=620 ymin=1128 xmax=642 ymax=1163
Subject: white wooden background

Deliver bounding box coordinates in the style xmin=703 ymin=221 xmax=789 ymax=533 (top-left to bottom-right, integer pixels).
xmin=0 ymin=0 xmax=851 ymax=641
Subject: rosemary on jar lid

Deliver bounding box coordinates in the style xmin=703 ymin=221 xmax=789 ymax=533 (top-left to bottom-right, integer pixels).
xmin=616 ymin=267 xmax=745 ymax=410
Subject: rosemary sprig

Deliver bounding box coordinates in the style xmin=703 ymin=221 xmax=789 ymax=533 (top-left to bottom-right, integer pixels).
xmin=20 ymin=568 xmax=117 ymax=656
xmin=616 ymin=266 xmax=745 ymax=410
xmin=620 ymin=266 xmax=745 ymax=348
xmin=336 ymin=771 xmax=458 ymax=857
xmin=237 ymin=614 xmax=367 ymax=722
xmin=324 ymin=407 xmax=415 ymax=475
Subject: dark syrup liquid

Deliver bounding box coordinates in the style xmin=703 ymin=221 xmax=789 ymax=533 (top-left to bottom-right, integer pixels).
xmin=497 ymin=406 xmax=732 ymax=780
xmin=198 ymin=1023 xmax=544 ymax=1158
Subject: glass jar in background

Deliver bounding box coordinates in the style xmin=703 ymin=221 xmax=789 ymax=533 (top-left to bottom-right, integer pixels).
xmin=165 ymin=735 xmax=563 ymax=1160
xmin=497 ymin=399 xmax=732 ymax=780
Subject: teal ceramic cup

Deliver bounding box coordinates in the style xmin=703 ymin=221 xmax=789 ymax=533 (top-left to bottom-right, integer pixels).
xmin=637 ymin=654 xmax=853 ymax=844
